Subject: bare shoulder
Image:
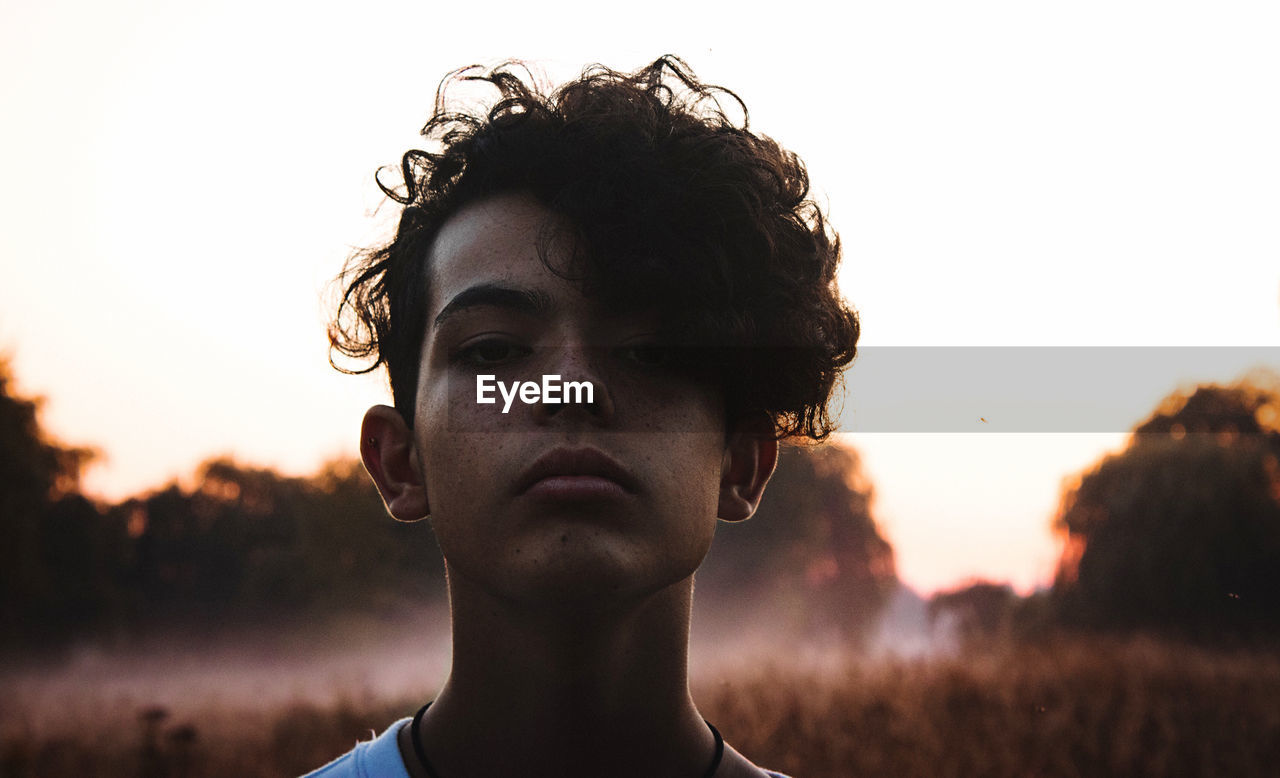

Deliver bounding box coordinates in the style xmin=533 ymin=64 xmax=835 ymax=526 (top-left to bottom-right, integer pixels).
xmin=719 ymin=742 xmax=792 ymax=778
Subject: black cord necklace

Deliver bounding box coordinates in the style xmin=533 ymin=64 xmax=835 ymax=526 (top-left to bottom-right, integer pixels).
xmin=409 ymin=701 xmax=724 ymax=778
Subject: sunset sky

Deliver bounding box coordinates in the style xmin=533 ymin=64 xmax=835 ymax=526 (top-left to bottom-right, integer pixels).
xmin=3 ymin=0 xmax=1277 ymax=595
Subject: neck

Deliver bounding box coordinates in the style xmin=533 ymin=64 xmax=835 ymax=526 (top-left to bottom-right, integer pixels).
xmin=413 ymin=572 xmax=715 ymax=778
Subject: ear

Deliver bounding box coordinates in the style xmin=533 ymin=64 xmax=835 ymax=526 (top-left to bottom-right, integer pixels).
xmin=360 ymin=405 xmax=430 ymax=521
xmin=717 ymin=417 xmax=779 ymax=523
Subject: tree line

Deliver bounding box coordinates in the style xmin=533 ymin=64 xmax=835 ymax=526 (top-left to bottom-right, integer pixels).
xmin=7 ymin=356 xmax=1279 ymax=651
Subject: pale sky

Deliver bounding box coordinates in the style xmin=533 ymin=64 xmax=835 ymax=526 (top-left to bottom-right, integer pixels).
xmin=3 ymin=0 xmax=1278 ymax=595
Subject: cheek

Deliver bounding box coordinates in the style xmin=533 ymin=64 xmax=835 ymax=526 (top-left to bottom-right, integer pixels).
xmin=651 ymin=433 xmax=726 ymax=531
xmin=419 ymin=433 xmax=489 ymax=513
xmin=416 ymin=439 xmax=489 ymax=570
xmin=414 ymin=373 xmax=484 ymax=500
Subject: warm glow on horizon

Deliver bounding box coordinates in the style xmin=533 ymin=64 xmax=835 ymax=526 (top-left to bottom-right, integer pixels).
xmin=3 ymin=0 xmax=1279 ymax=598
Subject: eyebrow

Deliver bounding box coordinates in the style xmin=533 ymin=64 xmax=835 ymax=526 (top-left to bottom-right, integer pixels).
xmin=432 ymin=283 xmax=555 ymax=328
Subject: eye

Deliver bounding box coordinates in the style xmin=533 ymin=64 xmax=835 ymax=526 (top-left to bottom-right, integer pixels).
xmin=455 ymin=339 xmax=530 ymax=366
xmin=617 ymin=343 xmax=674 ymax=368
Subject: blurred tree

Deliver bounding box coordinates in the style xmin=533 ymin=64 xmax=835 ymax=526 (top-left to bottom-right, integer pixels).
xmin=1052 ymin=379 xmax=1280 ymax=641
xmin=297 ymin=457 xmax=446 ymax=611
xmin=111 ymin=456 xmax=447 ymax=625
xmin=0 ymin=358 xmax=104 ymax=642
xmin=0 ymin=359 xmax=95 ymax=505
xmin=699 ymin=442 xmax=896 ymax=642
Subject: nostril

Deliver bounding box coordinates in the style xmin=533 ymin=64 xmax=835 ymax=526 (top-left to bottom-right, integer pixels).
xmin=533 ymin=345 xmax=616 ymax=421
xmin=536 ymin=374 xmax=613 ymax=423
xmin=546 ymin=390 xmax=603 ymax=415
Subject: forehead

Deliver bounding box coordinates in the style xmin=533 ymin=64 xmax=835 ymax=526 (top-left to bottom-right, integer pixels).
xmin=425 ymin=193 xmax=571 ymax=318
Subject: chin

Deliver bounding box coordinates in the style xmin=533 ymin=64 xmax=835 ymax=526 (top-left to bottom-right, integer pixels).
xmin=503 ymin=538 xmax=700 ymax=611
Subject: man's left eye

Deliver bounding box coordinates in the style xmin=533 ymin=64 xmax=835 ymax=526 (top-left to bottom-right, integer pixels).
xmin=618 ymin=344 xmax=673 ymax=367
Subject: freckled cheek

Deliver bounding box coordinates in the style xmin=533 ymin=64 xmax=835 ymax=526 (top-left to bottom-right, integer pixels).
xmin=424 ymin=437 xmax=487 ymax=501
xmin=416 ymin=416 xmax=480 ymax=518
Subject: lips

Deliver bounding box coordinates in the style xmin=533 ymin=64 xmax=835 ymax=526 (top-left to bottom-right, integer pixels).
xmin=515 ymin=447 xmax=639 ymax=496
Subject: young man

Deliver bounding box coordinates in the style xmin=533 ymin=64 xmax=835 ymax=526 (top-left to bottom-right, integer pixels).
xmin=311 ymin=56 xmax=859 ymax=778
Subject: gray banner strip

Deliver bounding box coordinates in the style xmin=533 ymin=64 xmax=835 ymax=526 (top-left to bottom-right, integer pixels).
xmin=840 ymin=347 xmax=1279 ymax=432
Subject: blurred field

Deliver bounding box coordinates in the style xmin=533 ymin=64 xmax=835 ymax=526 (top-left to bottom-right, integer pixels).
xmin=3 ymin=635 xmax=1278 ymax=778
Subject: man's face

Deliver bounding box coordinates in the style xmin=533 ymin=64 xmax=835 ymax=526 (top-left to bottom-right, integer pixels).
xmin=411 ymin=192 xmax=730 ymax=608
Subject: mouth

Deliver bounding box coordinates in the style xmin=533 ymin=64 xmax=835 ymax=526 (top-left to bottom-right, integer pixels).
xmin=515 ymin=447 xmax=640 ymax=498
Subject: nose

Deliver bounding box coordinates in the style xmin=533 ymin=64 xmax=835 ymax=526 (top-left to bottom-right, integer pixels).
xmin=533 ymin=342 xmax=615 ymax=426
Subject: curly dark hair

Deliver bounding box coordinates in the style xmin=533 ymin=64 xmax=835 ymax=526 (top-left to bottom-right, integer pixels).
xmin=329 ymin=55 xmax=859 ymax=440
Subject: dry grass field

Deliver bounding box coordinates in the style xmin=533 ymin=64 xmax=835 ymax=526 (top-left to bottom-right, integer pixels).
xmin=3 ymin=636 xmax=1278 ymax=777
